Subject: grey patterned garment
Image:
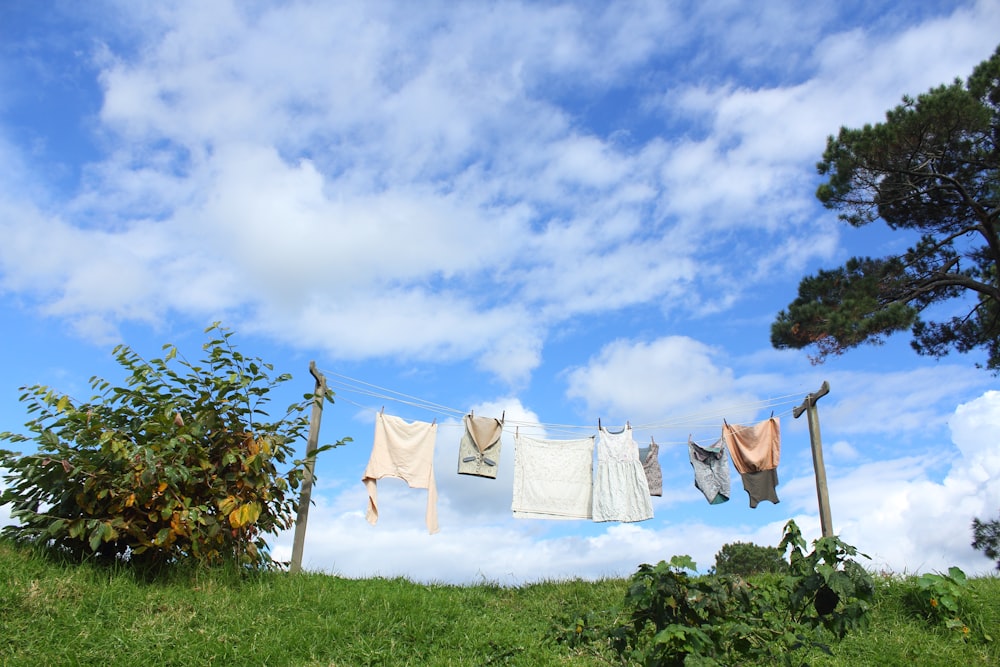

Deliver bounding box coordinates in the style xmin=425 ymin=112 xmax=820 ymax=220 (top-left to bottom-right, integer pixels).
xmin=637 ymin=440 xmax=662 ymax=496
xmin=688 ymin=437 xmax=731 ymax=505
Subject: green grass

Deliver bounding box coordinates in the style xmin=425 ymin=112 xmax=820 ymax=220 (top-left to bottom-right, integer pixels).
xmin=796 ymin=573 xmax=1000 ymax=667
xmin=1 ymin=539 xmax=997 ymax=666
xmin=0 ymin=539 xmax=623 ymax=666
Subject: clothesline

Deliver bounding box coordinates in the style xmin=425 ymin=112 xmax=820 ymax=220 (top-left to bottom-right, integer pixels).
xmin=323 ymin=369 xmax=466 ymax=418
xmin=361 ymin=396 xmax=787 ymax=534
xmin=320 ymin=367 xmax=805 ymax=446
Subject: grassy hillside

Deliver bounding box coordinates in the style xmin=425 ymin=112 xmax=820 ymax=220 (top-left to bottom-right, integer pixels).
xmin=0 ymin=539 xmax=997 ymax=666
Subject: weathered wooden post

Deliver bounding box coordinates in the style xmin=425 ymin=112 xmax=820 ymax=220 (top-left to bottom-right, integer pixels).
xmin=290 ymin=361 xmax=326 ymax=574
xmin=793 ymin=381 xmax=834 ymax=537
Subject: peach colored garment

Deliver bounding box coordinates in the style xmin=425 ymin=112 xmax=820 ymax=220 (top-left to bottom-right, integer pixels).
xmin=363 ymin=413 xmax=439 ymax=534
xmin=722 ymin=416 xmax=780 ymax=473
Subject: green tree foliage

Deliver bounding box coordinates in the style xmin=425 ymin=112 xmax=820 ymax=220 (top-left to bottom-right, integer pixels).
xmin=712 ymin=540 xmax=788 ymax=576
xmin=972 ymin=512 xmax=1000 ymax=570
xmin=0 ymin=324 xmax=348 ymax=570
xmin=772 ymin=45 xmax=1000 ymax=370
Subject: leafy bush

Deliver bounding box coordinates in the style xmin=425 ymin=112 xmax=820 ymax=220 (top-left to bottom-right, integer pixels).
xmin=0 ymin=324 xmax=347 ymax=571
xmin=562 ymin=520 xmax=875 ymax=666
xmin=906 ymin=566 xmax=995 ymax=643
xmin=912 ymin=567 xmax=970 ymax=635
xmin=780 ymin=520 xmax=874 ymax=639
xmin=712 ymin=540 xmax=788 ymax=576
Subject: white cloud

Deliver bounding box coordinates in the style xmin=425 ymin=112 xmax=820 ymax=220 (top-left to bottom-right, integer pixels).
xmin=822 ymin=366 xmax=992 ymax=438
xmin=12 ymin=0 xmax=997 ymax=382
xmin=797 ymin=390 xmax=1000 ymax=575
xmin=565 ymin=337 xmax=764 ymax=424
xmin=829 ymin=439 xmax=860 ymax=461
xmin=4 ymin=3 xmax=997 ymax=391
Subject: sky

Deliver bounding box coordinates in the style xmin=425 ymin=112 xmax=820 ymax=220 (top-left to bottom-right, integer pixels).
xmin=1 ymin=0 xmax=999 ymax=584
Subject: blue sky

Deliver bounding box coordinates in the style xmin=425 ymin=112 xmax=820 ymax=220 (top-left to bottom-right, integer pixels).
xmin=2 ymin=0 xmax=999 ymax=584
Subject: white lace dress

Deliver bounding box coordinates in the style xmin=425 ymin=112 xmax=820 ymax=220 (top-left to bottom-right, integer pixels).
xmin=512 ymin=434 xmax=594 ymax=520
xmin=593 ymin=425 xmax=654 ymax=522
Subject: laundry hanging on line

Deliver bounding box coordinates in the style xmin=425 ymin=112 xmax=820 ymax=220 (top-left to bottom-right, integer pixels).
xmin=722 ymin=416 xmax=781 ymax=508
xmin=457 ymin=413 xmax=504 ymax=479
xmin=592 ymin=424 xmax=654 ymax=523
xmin=511 ymin=432 xmax=595 ymax=520
xmin=688 ymin=434 xmax=731 ymax=505
xmin=361 ymin=412 xmax=440 ymax=534
xmin=638 ymin=438 xmax=663 ymax=497
xmin=360 ymin=407 xmax=786 ymax=533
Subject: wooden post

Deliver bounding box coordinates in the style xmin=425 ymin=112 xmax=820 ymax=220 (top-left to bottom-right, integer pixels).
xmin=290 ymin=361 xmax=326 ymax=574
xmin=793 ymin=381 xmax=834 ymax=537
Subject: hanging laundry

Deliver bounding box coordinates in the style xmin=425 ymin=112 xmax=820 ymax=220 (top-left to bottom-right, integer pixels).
xmin=457 ymin=414 xmax=504 ymax=479
xmin=362 ymin=413 xmax=439 ymax=534
xmin=593 ymin=425 xmax=654 ymax=523
xmin=688 ymin=435 xmax=731 ymax=505
xmin=512 ymin=434 xmax=594 ymax=520
xmin=739 ymin=469 xmax=780 ymax=508
xmin=637 ymin=439 xmax=663 ymax=497
xmin=722 ymin=417 xmax=781 ymax=508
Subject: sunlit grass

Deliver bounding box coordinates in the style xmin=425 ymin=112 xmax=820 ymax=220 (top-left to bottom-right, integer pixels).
xmin=0 ymin=539 xmax=623 ymax=665
xmin=1 ymin=539 xmax=997 ymax=666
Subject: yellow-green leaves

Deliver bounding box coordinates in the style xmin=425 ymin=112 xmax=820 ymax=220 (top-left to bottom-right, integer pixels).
xmin=228 ymin=502 xmax=261 ymax=529
xmin=0 ymin=324 xmax=348 ymax=571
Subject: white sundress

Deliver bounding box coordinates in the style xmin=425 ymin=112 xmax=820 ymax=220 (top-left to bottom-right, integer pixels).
xmin=593 ymin=425 xmax=654 ymax=522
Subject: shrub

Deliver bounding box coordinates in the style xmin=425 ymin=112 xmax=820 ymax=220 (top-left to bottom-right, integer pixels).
xmin=907 ymin=566 xmax=994 ymax=642
xmin=564 ymin=520 xmax=875 ymax=666
xmin=911 ymin=567 xmax=969 ymax=635
xmin=0 ymin=324 xmax=348 ymax=571
xmin=779 ymin=520 xmax=875 ymax=639
xmin=712 ymin=540 xmax=788 ymax=576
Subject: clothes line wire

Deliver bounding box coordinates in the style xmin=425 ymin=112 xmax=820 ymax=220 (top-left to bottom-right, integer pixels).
xmin=633 ymin=408 xmax=793 ymax=433
xmin=329 ymin=384 xmax=463 ymax=419
xmin=325 ymin=366 xmax=803 ymax=426
xmin=323 ymin=369 xmax=465 ymax=419
xmin=631 ymin=392 xmax=802 ymax=431
xmin=319 ymin=367 xmax=814 ymax=447
xmin=334 ymin=388 xmax=587 ymax=437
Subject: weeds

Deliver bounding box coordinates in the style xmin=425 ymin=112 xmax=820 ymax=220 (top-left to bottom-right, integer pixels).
xmin=910 ymin=566 xmax=995 ymax=644
xmin=560 ymin=520 xmax=875 ymax=666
